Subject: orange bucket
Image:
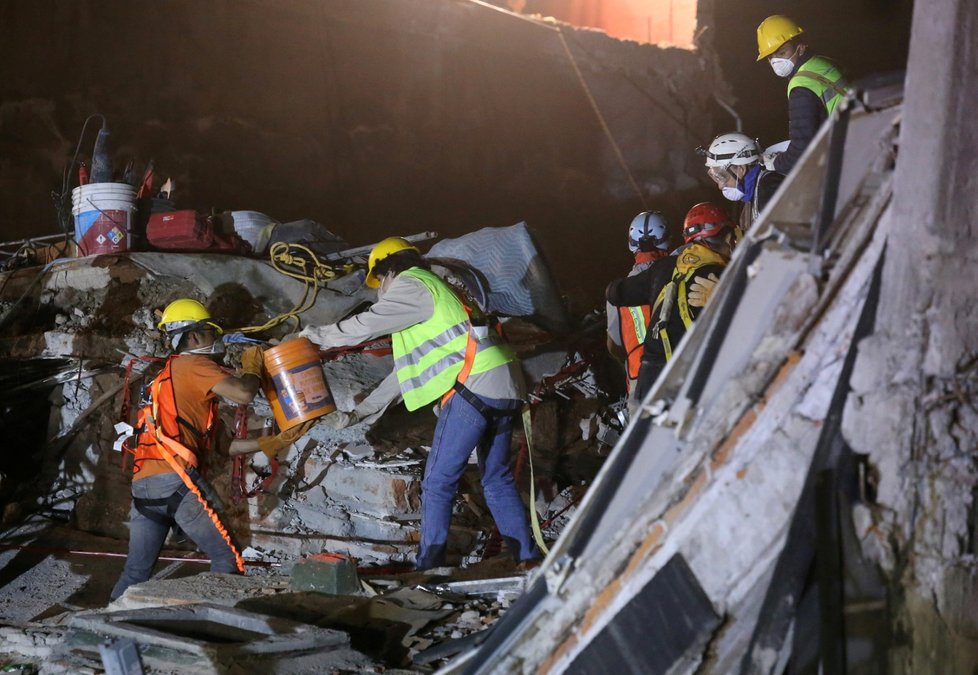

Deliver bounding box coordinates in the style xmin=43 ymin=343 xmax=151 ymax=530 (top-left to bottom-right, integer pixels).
xmin=262 ymin=338 xmax=336 ymax=431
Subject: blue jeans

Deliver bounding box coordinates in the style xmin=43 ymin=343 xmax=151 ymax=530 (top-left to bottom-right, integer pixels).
xmin=111 ymin=471 xmax=239 ymax=600
xmin=417 ymin=390 xmax=540 ymax=569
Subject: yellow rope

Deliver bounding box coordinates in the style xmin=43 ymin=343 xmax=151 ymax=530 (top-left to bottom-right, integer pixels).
xmin=232 ymin=242 xmax=354 ymax=334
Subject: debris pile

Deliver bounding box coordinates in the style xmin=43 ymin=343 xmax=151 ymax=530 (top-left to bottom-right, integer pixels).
xmin=0 ymin=213 xmax=623 ymax=672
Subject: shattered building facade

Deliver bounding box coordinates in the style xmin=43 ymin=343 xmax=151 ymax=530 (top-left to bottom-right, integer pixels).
xmin=2 ymin=0 xmax=975 ymax=673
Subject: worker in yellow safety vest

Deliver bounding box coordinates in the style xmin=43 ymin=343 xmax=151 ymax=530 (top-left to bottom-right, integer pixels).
xmin=111 ymin=299 xmax=263 ymax=600
xmin=756 ymin=15 xmax=848 ymax=174
xmin=298 ymin=237 xmax=542 ymax=571
xmin=606 ymin=211 xmax=672 ymax=399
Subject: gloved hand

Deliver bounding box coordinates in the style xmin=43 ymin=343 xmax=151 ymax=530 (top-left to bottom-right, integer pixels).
xmin=688 ymin=273 xmax=720 ymax=308
xmin=240 ymin=345 xmax=265 ymax=378
xmin=324 ymin=410 xmax=359 ymax=430
xmin=250 ymin=449 xmax=272 ymax=471
xmin=762 ymin=152 xmax=779 ymax=171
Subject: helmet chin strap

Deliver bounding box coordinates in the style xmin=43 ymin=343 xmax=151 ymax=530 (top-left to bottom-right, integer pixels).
xmin=182 ymin=339 xmax=226 ymax=356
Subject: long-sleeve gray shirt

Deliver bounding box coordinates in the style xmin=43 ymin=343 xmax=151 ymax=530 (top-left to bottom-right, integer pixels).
xmin=299 ymin=272 xmax=525 ymax=404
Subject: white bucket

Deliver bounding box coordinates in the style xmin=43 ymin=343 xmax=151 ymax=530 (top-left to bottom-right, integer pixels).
xmin=71 ymin=183 xmax=137 ymax=256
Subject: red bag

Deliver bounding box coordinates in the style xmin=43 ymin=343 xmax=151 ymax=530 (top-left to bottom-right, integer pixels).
xmin=146 ymin=211 xmax=248 ymax=254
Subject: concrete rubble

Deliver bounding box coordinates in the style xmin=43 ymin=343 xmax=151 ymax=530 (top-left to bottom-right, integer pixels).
xmin=0 ymin=222 xmax=619 ymax=672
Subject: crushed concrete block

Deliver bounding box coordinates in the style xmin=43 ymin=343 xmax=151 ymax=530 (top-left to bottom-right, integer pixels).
xmin=291 ymin=502 xmax=417 ymax=542
xmin=290 ymin=554 xmax=361 ymax=595
xmin=318 ymin=462 xmax=422 ymax=519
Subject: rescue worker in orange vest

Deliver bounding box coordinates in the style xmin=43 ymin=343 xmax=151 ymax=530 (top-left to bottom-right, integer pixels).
xmin=607 ymin=203 xmax=734 ymax=400
xmin=756 ymin=15 xmax=847 ymax=174
xmin=111 ymin=299 xmax=263 ymax=600
xmin=606 ymin=212 xmax=671 ymax=400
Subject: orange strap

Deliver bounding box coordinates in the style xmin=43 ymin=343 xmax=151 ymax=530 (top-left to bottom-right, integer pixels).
xmin=145 ymin=416 xmax=245 ymax=574
xmin=440 ymin=300 xmax=480 ymax=407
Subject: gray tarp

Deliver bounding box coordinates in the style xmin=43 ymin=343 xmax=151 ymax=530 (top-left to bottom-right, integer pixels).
xmin=428 ymin=222 xmax=568 ymax=333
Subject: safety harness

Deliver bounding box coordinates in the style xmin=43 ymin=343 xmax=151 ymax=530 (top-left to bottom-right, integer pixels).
xmin=436 ymin=294 xmax=551 ymax=556
xmin=651 ymin=243 xmax=728 ymax=361
xmin=130 ymin=357 xmax=245 ymax=573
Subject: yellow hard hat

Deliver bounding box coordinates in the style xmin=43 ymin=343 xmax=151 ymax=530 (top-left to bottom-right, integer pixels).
xmin=365 ymin=237 xmax=419 ymax=288
xmin=157 ymin=298 xmax=222 ymax=332
xmin=756 ymin=15 xmax=804 ymax=61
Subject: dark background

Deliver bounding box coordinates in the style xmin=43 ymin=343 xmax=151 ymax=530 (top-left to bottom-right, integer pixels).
xmin=0 ymin=0 xmax=913 ymax=307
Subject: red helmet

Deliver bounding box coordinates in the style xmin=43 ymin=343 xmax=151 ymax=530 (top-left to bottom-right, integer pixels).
xmin=683 ymin=202 xmax=732 ymax=243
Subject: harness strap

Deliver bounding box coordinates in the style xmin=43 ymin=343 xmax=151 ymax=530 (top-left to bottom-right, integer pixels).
xmin=521 ymin=406 xmax=550 ymax=556
xmin=440 ymin=298 xmax=482 ymax=407
xmin=449 ymin=382 xmax=516 ymax=420
xmin=145 ymin=416 xmax=244 ymax=573
xmin=132 ymin=484 xmax=190 ymax=527
xmin=796 ymin=70 xmax=848 ymax=100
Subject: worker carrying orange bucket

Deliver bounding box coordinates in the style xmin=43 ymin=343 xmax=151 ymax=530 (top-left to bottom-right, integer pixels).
xmin=261 ymin=337 xmax=336 ymax=431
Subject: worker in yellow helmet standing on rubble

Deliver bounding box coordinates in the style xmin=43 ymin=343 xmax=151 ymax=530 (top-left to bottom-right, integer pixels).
xmin=111 ymin=299 xmax=264 ymax=600
xmin=298 ymin=237 xmax=542 ymax=571
xmin=756 ymin=15 xmax=848 ymax=174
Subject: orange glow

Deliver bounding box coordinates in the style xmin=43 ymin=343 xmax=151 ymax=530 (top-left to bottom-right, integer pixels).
xmin=531 ymin=0 xmax=697 ymax=47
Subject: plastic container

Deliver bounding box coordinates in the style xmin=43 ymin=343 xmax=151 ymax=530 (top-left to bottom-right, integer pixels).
xmin=262 ymin=338 xmax=335 ymax=431
xmin=231 ymin=211 xmax=278 ymax=255
xmin=70 ymin=182 xmax=137 ymax=256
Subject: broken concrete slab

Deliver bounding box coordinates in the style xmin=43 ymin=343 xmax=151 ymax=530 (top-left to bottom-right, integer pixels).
xmin=109 ymin=572 xmax=291 ymax=612
xmin=69 ymin=602 xmax=372 ymax=674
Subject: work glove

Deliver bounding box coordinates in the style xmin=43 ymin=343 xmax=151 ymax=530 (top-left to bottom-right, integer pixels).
xmin=324 ymin=410 xmax=359 ymax=430
xmin=762 ymin=152 xmax=779 ymax=171
xmin=240 ymin=345 xmax=265 ymax=378
xmin=688 ymin=273 xmax=720 ymax=308
xmin=250 ymin=449 xmax=272 ymax=471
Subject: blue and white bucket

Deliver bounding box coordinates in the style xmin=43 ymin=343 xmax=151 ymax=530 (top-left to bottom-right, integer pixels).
xmin=70 ymin=183 xmax=137 ymax=256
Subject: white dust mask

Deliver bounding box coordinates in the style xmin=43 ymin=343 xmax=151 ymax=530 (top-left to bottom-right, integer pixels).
xmin=722 ymin=185 xmax=746 ymax=201
xmin=770 ymin=57 xmax=795 ymax=78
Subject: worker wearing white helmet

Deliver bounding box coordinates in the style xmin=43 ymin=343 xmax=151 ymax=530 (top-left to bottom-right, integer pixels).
xmin=700 ymin=132 xmax=785 ymax=233
xmin=607 ymin=211 xmax=672 ymax=399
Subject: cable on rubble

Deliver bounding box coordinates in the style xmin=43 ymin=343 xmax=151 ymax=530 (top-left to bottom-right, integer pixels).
xmin=231 ymin=242 xmax=354 ymax=334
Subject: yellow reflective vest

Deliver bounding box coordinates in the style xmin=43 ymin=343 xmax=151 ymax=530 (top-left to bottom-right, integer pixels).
xmin=788 ymin=56 xmax=847 ymax=115
xmin=392 ymin=267 xmax=515 ymax=411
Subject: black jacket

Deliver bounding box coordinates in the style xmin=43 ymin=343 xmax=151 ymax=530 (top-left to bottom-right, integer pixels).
xmin=606 ymin=250 xmax=725 ymax=388
xmin=774 ymin=54 xmax=827 ymax=175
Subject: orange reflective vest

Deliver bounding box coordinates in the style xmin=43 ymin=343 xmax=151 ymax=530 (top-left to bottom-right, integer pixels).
xmin=619 ymin=304 xmax=652 ymax=381
xmin=618 ymin=250 xmax=664 ymax=387
xmin=132 ymin=356 xmax=244 ymax=573
xmin=133 ymin=357 xmax=215 ymax=473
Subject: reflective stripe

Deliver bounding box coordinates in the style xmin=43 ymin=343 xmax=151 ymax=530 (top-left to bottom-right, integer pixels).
xmin=393 ymin=268 xmax=516 ymax=410
xmin=627 ymin=306 xmax=648 ymax=343
xmin=399 ymin=332 xmax=502 ymax=393
xmin=394 ymin=320 xmax=469 ymax=371
xmin=788 ymin=56 xmax=846 ymax=115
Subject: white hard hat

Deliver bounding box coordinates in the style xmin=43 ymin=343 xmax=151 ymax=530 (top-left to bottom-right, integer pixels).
xmin=703 ymin=133 xmax=761 ymax=168
xmin=628 ymin=211 xmax=670 ymax=253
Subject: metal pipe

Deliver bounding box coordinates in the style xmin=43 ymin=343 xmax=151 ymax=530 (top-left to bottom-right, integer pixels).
xmin=0 ymin=233 xmax=72 ymax=250
xmin=714 ymin=95 xmax=742 ymax=133
xmin=0 ymin=542 xmax=280 ymax=567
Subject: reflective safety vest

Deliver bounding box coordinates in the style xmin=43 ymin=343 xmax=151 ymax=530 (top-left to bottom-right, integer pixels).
xmin=133 ymin=357 xmax=214 ymax=473
xmin=788 ymin=56 xmax=847 ymax=116
xmin=619 ymin=304 xmax=651 ymax=382
xmin=652 ymin=243 xmax=728 ymax=361
xmin=393 ymin=267 xmax=516 ymax=411
xmin=617 ymin=251 xmax=661 ymax=384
